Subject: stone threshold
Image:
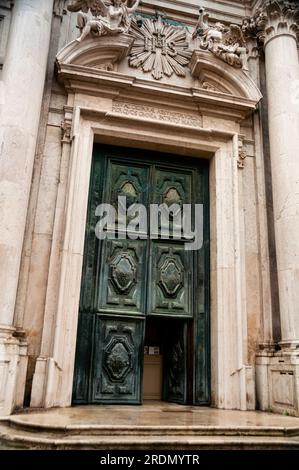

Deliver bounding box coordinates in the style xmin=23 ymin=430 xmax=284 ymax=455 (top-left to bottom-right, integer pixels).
xmin=1 ymin=403 xmax=299 ymax=449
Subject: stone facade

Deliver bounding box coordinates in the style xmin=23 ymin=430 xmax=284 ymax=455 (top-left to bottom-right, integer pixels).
xmin=0 ymin=0 xmax=298 ymax=418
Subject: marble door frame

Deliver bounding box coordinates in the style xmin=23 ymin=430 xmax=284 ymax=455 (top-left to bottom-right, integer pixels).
xmin=30 ymin=62 xmax=261 ymax=411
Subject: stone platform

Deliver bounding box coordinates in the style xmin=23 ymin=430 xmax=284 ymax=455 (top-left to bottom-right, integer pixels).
xmin=1 ymin=402 xmax=299 ymax=450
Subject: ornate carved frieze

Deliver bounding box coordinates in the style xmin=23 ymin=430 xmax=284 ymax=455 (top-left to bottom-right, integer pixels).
xmin=193 ymin=7 xmax=247 ymax=69
xmin=129 ymin=15 xmax=192 ymax=80
xmin=112 ymin=101 xmax=202 ymax=128
xmin=67 ymin=0 xmax=140 ymax=42
xmin=242 ymin=1 xmax=299 ymax=46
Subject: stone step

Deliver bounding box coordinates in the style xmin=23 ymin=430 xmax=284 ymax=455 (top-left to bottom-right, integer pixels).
xmin=6 ymin=416 xmax=299 ymax=437
xmin=1 ymin=420 xmax=299 ymax=450
xmin=1 ymin=423 xmax=299 ymax=450
xmin=2 ymin=405 xmax=299 ymax=450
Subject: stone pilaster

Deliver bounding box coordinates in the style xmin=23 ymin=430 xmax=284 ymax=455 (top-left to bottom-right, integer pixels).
xmin=0 ymin=0 xmax=54 ymax=415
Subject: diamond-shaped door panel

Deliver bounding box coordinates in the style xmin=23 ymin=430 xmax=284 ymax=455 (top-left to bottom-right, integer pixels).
xmin=104 ymin=339 xmax=132 ymax=381
xmin=97 ymin=239 xmax=147 ymax=315
xmin=92 ymin=317 xmax=144 ymax=403
xmin=111 ymin=253 xmax=137 ymax=294
xmin=148 ymin=242 xmax=193 ymax=318
xmin=159 ymin=257 xmax=184 ymax=297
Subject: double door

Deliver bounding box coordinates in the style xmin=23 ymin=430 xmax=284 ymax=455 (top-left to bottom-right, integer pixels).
xmin=72 ymin=145 xmax=210 ymax=405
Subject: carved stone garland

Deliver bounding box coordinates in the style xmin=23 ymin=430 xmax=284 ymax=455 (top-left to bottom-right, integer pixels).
xmin=129 ymin=16 xmax=192 ymax=80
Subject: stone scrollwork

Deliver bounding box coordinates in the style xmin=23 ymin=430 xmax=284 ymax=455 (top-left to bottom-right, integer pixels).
xmin=242 ymin=0 xmax=299 ymax=45
xmin=129 ymin=15 xmax=192 ymax=80
xmin=237 ymin=150 xmax=247 ymax=169
xmin=193 ymin=7 xmax=247 ymax=69
xmin=237 ymin=136 xmax=247 ymax=169
xmin=67 ymin=0 xmax=140 ymax=42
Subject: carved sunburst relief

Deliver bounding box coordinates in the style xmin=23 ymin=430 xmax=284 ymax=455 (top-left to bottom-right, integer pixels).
xmin=129 ymin=16 xmax=192 ymax=80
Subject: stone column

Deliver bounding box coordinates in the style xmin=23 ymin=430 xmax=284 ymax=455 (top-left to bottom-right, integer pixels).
xmin=247 ymin=1 xmax=299 ymax=350
xmin=0 ymin=0 xmax=54 ymax=415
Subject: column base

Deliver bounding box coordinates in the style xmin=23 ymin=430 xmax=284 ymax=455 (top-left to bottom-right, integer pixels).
xmin=0 ymin=325 xmax=27 ymax=416
xmin=279 ymin=340 xmax=299 ymax=351
xmin=256 ymin=350 xmax=299 ymax=417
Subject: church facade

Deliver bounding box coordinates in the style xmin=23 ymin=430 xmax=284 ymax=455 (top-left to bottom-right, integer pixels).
xmin=0 ymin=0 xmax=299 ymax=420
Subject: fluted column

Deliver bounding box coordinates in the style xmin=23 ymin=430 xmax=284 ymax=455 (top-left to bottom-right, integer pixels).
xmin=245 ymin=1 xmax=299 ymax=350
xmin=0 ymin=0 xmax=54 ymax=415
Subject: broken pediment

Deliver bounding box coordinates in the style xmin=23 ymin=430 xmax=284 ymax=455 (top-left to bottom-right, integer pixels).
xmin=56 ymin=3 xmax=262 ymax=110
xmin=56 ymin=34 xmax=134 ymax=70
xmin=190 ymin=49 xmax=262 ymax=102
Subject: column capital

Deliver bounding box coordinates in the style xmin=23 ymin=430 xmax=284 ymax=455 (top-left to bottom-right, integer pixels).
xmin=242 ymin=0 xmax=299 ymax=47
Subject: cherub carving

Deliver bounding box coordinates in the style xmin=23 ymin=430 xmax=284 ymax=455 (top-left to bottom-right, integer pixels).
xmin=67 ymin=0 xmax=140 ymax=42
xmin=193 ymin=7 xmax=247 ymax=68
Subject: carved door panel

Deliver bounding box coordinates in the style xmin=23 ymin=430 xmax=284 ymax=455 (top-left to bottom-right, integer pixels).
xmin=163 ymin=320 xmax=188 ymax=404
xmin=148 ymin=242 xmax=193 ymax=317
xmin=97 ymin=239 xmax=147 ymax=315
xmin=91 ymin=317 xmax=145 ymax=403
xmin=148 ymin=167 xmax=194 ymax=318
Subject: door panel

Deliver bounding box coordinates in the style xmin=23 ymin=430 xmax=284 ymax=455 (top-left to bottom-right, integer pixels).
xmin=148 ymin=242 xmax=193 ymax=318
xmin=72 ymin=313 xmax=94 ymax=404
xmin=163 ymin=320 xmax=188 ymax=404
xmin=91 ymin=316 xmax=145 ymax=403
xmin=152 ymin=167 xmax=193 ymax=237
xmin=96 ymin=239 xmax=147 ymax=315
xmin=105 ymin=160 xmax=149 ymax=216
xmin=193 ymin=168 xmax=210 ymax=404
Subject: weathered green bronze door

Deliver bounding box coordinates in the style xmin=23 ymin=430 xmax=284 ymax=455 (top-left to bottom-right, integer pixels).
xmin=73 ymin=145 xmax=210 ymax=405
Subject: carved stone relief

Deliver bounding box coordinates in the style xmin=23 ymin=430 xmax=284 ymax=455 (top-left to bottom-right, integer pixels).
xmin=192 ymin=7 xmax=247 ymax=69
xmin=67 ymin=0 xmax=140 ymax=42
xmin=61 ymin=2 xmax=258 ymax=82
xmin=60 ymin=106 xmax=73 ymax=144
xmin=237 ymin=136 xmax=247 ymax=169
xmin=129 ymin=15 xmax=192 ymax=80
xmin=237 ymin=150 xmax=247 ymax=169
